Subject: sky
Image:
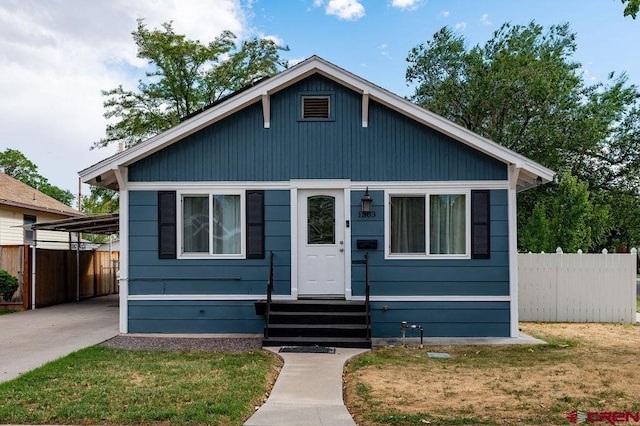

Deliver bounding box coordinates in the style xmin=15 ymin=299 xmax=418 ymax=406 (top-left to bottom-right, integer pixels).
xmin=0 ymin=0 xmax=638 ymax=207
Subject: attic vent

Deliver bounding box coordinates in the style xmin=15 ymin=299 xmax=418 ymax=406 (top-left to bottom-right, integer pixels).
xmin=302 ymin=96 xmax=330 ymax=119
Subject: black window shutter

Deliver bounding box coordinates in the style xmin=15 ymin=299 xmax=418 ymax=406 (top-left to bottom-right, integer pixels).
xmin=158 ymin=191 xmax=177 ymax=259
xmin=246 ymin=190 xmax=265 ymax=259
xmin=471 ymin=190 xmax=490 ymax=259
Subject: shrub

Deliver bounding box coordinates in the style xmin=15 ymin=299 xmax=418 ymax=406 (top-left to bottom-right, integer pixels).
xmin=0 ymin=270 xmax=19 ymax=302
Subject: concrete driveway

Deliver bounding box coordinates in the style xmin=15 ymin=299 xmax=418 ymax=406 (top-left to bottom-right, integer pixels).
xmin=0 ymin=294 xmax=119 ymax=383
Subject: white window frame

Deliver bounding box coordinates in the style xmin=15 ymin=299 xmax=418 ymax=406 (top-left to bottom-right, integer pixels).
xmin=384 ymin=189 xmax=471 ymax=260
xmin=177 ymin=190 xmax=246 ymax=259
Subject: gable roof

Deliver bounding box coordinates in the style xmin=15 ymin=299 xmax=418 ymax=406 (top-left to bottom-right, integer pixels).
xmin=0 ymin=172 xmax=82 ymax=217
xmin=79 ymin=55 xmax=554 ymax=191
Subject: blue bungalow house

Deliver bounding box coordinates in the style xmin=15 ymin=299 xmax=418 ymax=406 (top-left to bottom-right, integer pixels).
xmin=80 ymin=56 xmax=553 ymax=347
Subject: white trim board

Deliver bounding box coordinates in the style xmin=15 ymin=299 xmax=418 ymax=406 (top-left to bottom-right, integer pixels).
xmin=127 ymin=294 xmax=510 ymax=302
xmin=125 ymin=180 xmax=511 ymax=192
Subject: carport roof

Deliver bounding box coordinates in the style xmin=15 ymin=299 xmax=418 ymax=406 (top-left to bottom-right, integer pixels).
xmin=26 ymin=213 xmax=119 ymax=235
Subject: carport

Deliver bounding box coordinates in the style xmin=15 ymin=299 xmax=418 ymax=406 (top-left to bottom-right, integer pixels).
xmin=24 ymin=213 xmax=119 ymax=309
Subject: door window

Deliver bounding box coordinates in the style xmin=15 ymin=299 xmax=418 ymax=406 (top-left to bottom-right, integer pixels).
xmin=307 ymin=195 xmax=335 ymax=244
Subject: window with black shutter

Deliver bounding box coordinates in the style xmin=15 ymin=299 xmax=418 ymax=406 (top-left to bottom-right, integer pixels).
xmin=246 ymin=190 xmax=265 ymax=259
xmin=158 ymin=191 xmax=177 ymax=259
xmin=471 ymin=190 xmax=490 ymax=259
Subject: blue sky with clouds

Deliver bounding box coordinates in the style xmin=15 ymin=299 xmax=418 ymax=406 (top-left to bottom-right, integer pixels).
xmin=0 ymin=0 xmax=637 ymax=201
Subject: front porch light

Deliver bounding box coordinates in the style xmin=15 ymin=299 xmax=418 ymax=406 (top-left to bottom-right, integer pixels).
xmin=361 ymin=187 xmax=373 ymax=216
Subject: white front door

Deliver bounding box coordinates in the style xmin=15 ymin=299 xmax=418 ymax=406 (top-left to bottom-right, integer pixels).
xmin=297 ymin=189 xmax=346 ymax=297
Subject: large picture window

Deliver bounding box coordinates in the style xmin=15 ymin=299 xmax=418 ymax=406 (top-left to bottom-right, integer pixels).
xmin=387 ymin=191 xmax=469 ymax=259
xmin=180 ymin=193 xmax=243 ymax=257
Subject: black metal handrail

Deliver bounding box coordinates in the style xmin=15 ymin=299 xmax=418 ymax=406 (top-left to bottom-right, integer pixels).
xmin=265 ymin=251 xmax=274 ymax=339
xmin=365 ymin=252 xmax=371 ymax=340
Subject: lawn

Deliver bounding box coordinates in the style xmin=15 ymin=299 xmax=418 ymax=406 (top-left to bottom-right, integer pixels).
xmin=0 ymin=346 xmax=281 ymax=425
xmin=344 ymin=322 xmax=640 ymax=425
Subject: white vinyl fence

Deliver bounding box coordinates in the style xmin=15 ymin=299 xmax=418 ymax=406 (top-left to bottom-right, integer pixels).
xmin=519 ymin=249 xmax=638 ymax=323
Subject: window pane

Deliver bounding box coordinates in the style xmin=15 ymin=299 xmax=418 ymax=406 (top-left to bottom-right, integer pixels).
xmin=183 ymin=196 xmax=209 ymax=253
xmin=212 ymin=195 xmax=241 ymax=254
xmin=391 ymin=197 xmax=425 ymax=253
xmin=430 ymin=194 xmax=466 ymax=255
xmin=24 ymin=215 xmax=36 ymax=244
xmin=308 ymin=196 xmax=335 ymax=244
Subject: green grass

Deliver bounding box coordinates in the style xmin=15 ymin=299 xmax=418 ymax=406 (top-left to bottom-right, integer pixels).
xmin=0 ymin=308 xmax=19 ymax=315
xmin=0 ymin=346 xmax=279 ymax=425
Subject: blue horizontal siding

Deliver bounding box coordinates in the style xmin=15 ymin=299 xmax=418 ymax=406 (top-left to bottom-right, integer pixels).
xmin=370 ymin=301 xmax=510 ymax=337
xmin=128 ymin=74 xmax=507 ymax=183
xmin=128 ymin=301 xmax=263 ymax=333
xmin=128 ymin=190 xmax=291 ymax=296
xmin=350 ymin=189 xmax=510 ymax=297
xmin=127 ymin=300 xmax=510 ymax=336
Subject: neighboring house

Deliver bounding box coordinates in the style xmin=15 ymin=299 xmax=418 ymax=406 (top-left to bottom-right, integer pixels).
xmin=79 ymin=56 xmax=553 ymax=342
xmin=0 ymin=172 xmax=82 ymax=249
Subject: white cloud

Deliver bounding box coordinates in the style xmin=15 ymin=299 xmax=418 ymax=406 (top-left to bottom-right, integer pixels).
xmin=378 ymin=43 xmax=391 ymax=58
xmin=0 ymin=0 xmax=248 ymax=198
xmin=325 ymin=0 xmax=365 ymax=21
xmin=391 ymin=0 xmax=423 ymax=11
xmin=441 ymin=11 xmax=450 ymax=17
xmin=480 ymin=13 xmax=492 ymax=26
xmin=262 ymin=34 xmax=285 ymax=46
xmin=454 ymin=22 xmax=467 ymax=30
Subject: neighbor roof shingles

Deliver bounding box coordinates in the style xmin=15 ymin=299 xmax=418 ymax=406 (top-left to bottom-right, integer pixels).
xmin=0 ymin=172 xmax=82 ymax=217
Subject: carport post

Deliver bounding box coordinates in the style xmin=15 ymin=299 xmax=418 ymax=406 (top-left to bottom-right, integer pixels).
xmin=30 ymin=244 xmax=36 ymax=310
xmin=76 ymin=232 xmax=80 ymax=301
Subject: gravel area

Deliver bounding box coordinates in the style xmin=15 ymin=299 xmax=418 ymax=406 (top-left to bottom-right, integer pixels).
xmin=101 ymin=335 xmax=263 ymax=352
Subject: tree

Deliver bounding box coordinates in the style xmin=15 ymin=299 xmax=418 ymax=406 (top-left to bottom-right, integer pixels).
xmin=622 ymin=0 xmax=640 ymax=18
xmin=406 ymin=22 xmax=640 ymax=250
xmin=521 ymin=173 xmax=610 ymax=253
xmin=520 ymin=203 xmax=551 ymax=253
xmin=81 ymin=186 xmax=119 ymax=215
xmin=0 ymin=148 xmax=75 ymax=206
xmin=95 ymin=20 xmax=288 ymax=149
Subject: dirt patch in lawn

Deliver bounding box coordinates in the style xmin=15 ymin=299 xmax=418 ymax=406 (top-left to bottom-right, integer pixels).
xmin=345 ymin=322 xmax=640 ymax=425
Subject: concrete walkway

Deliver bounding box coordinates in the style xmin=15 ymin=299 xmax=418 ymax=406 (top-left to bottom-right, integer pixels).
xmin=0 ymin=294 xmax=119 ymax=383
xmin=244 ymin=347 xmax=369 ymax=426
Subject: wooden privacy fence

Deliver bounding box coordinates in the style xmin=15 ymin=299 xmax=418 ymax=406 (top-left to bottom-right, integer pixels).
xmin=519 ymin=249 xmax=637 ymax=323
xmin=0 ymin=245 xmax=119 ymax=309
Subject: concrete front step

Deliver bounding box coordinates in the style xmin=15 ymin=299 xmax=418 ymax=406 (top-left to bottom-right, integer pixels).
xmin=262 ymin=336 xmax=372 ymax=348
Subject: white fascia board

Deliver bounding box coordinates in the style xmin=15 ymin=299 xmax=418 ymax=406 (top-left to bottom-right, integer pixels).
xmin=79 ymin=56 xmax=554 ymax=189
xmin=79 ymin=58 xmax=334 ymax=184
xmin=309 ymin=58 xmax=555 ymax=185
xmin=364 ymin=89 xmax=554 ymax=182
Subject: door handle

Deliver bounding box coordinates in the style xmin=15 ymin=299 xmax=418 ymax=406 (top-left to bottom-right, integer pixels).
xmin=339 ymin=248 xmax=344 ymax=252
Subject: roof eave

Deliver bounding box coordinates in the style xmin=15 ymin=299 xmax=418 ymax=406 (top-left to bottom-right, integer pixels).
xmin=79 ymin=55 xmax=555 ymax=191
xmin=0 ymin=199 xmax=84 ymax=217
